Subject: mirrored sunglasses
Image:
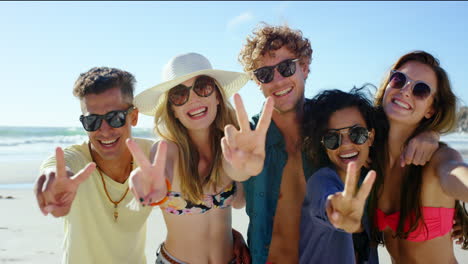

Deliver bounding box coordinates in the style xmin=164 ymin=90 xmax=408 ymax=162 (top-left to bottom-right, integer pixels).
xmin=321 ymin=125 xmax=370 ymax=150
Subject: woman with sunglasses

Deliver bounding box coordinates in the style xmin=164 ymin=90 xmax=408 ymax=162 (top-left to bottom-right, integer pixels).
xmin=299 ymin=87 xmax=383 ymax=264
xmin=127 ymin=52 xmax=273 ymax=264
xmin=367 ymin=50 xmax=468 ymax=263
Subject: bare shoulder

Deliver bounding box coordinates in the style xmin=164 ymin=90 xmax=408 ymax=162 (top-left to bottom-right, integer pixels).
xmin=150 ymin=139 xmax=179 ymax=162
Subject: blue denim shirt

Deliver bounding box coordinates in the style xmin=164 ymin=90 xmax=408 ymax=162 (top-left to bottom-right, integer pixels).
xmin=299 ymin=167 xmax=379 ymax=264
xmin=243 ymin=113 xmax=315 ymax=264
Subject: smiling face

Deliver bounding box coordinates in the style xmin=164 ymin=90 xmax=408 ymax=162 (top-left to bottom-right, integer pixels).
xmin=382 ymin=61 xmax=437 ymax=128
xmin=255 ymin=46 xmax=309 ymax=114
xmin=170 ymin=76 xmax=220 ymax=131
xmin=325 ymin=107 xmax=374 ymax=179
xmin=82 ymin=87 xmax=138 ymax=161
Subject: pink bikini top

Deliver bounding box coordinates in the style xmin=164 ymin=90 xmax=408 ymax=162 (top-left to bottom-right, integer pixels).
xmin=376 ymin=207 xmax=455 ymax=242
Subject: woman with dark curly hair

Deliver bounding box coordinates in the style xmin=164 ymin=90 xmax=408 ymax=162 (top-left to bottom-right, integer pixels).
xmin=299 ymin=87 xmax=384 ymax=264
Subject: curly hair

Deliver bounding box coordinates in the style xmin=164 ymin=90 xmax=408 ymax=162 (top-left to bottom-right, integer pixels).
xmin=238 ymin=23 xmax=313 ymax=80
xmin=73 ymin=67 xmax=135 ymax=105
xmin=303 ymin=85 xmax=387 ymax=172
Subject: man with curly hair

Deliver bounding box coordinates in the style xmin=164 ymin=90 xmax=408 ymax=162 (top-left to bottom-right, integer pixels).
xmin=238 ymin=24 xmax=442 ymax=264
xmin=238 ymin=23 xmax=315 ymax=263
xmin=34 ymin=67 xmax=155 ymax=263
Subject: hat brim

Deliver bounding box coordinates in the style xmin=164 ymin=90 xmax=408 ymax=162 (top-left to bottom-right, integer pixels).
xmin=134 ymin=69 xmax=250 ymax=116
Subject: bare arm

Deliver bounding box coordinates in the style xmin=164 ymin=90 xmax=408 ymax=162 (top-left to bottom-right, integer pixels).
xmin=401 ymin=130 xmax=440 ymax=167
xmin=435 ymin=147 xmax=468 ymax=202
xmin=231 ymin=181 xmax=246 ymax=209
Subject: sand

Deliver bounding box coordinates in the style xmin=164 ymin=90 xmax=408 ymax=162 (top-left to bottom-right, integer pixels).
xmin=1 ymin=162 xmax=468 ymax=263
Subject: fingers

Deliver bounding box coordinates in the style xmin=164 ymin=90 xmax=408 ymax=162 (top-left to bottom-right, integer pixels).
xmin=72 ymin=162 xmax=96 ymax=184
xmin=34 ymin=174 xmax=47 ymax=215
xmin=55 ymin=147 xmax=67 ymax=178
xmin=224 ymin=124 xmax=238 ymax=148
xmin=152 ymin=141 xmax=168 ymax=176
xmin=401 ymin=144 xmax=416 ymax=167
xmin=255 ymin=97 xmax=274 ymax=135
xmin=129 ymin=169 xmax=147 ymax=203
xmin=326 ymin=195 xmax=341 ymax=227
xmin=126 ymin=138 xmax=151 ymax=169
xmin=221 ymin=137 xmax=233 ymax=163
xmin=356 ymin=170 xmax=376 ymax=202
xmin=233 ymin=94 xmax=251 ymax=132
xmin=343 ymin=162 xmax=358 ymax=197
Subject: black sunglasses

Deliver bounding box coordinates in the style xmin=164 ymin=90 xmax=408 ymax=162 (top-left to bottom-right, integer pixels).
xmin=168 ymin=75 xmax=217 ymax=106
xmin=253 ymin=58 xmax=299 ymax=84
xmin=388 ymin=70 xmax=433 ymax=100
xmin=79 ymin=106 xmax=135 ymax=132
xmin=321 ymin=125 xmax=370 ymax=150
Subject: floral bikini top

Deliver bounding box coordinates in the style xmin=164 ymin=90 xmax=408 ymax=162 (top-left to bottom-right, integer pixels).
xmin=160 ymin=182 xmax=236 ymax=215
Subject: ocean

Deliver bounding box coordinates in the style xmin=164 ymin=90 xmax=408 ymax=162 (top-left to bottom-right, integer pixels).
xmin=0 ymin=126 xmax=156 ymax=162
xmin=0 ymin=126 xmax=466 ymax=187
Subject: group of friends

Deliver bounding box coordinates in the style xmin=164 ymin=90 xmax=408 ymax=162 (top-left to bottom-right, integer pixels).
xmin=33 ymin=24 xmax=468 ymax=264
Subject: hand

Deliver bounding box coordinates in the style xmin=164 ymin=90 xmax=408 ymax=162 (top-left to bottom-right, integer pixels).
xmin=126 ymin=139 xmax=168 ymax=206
xmin=221 ymin=94 xmax=274 ymax=177
xmin=401 ymin=130 xmax=440 ymax=167
xmin=34 ymin=147 xmax=95 ymax=217
xmin=326 ymin=162 xmax=376 ymax=233
xmin=451 ymin=218 xmax=464 ymax=246
xmin=232 ymin=228 xmax=251 ymax=264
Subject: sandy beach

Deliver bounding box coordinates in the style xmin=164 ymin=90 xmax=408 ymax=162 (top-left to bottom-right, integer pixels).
xmin=1 ymin=163 xmax=468 ymax=263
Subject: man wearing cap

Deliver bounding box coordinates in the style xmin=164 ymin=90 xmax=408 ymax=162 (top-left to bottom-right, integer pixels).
xmin=34 ymin=67 xmax=154 ymax=264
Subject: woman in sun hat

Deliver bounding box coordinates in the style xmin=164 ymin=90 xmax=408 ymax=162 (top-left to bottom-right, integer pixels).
xmin=127 ymin=52 xmax=274 ymax=264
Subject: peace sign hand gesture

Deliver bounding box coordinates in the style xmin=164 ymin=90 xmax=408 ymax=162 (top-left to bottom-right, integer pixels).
xmin=126 ymin=139 xmax=168 ymax=206
xmin=326 ymin=162 xmax=376 ymax=233
xmin=34 ymin=147 xmax=96 ymax=217
xmin=221 ymin=94 xmax=274 ymax=181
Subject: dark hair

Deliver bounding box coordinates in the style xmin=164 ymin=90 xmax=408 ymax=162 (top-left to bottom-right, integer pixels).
xmin=73 ymin=67 xmax=135 ymax=104
xmin=303 ymin=85 xmax=387 ymax=170
xmin=303 ymin=86 xmax=390 ymax=247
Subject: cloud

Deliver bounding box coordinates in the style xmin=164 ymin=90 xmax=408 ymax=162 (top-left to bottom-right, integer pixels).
xmin=227 ymin=12 xmax=254 ymax=30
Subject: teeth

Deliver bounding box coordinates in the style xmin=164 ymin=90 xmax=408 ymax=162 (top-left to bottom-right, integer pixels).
xmin=101 ymin=139 xmax=117 ymax=144
xmin=188 ymin=107 xmax=207 ymax=117
xmin=274 ymin=87 xmax=292 ymax=96
xmin=340 ymin=152 xmax=358 ymax=159
xmin=393 ymin=99 xmax=410 ymax=110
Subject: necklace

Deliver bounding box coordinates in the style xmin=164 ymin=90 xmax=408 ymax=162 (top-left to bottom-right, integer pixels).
xmin=89 ymin=143 xmax=132 ymax=222
xmin=97 ymin=167 xmax=130 ymax=222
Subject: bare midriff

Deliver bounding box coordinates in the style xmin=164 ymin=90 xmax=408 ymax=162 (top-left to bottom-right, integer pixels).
xmin=163 ymin=207 xmax=234 ymax=264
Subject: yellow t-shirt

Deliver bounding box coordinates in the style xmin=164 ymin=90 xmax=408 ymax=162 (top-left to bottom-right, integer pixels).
xmin=40 ymin=138 xmax=154 ymax=264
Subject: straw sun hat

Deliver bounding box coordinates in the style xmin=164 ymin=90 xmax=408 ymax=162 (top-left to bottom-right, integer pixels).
xmin=134 ymin=52 xmax=250 ymax=116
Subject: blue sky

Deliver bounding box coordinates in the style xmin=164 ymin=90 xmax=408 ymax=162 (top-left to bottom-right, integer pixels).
xmin=1 ymin=1 xmax=467 ymax=128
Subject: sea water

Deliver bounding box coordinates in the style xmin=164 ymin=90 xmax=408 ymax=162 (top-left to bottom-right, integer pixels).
xmin=0 ymin=126 xmax=466 ymax=189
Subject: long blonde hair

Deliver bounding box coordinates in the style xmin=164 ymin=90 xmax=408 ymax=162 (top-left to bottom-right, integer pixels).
xmin=154 ymin=78 xmax=238 ymax=203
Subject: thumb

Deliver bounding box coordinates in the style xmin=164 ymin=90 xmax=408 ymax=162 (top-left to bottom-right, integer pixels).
xmin=72 ymin=162 xmax=96 ymax=184
xmin=400 ymin=153 xmax=406 ymax=167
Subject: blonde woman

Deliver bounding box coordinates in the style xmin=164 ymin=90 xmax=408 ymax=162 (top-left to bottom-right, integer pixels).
xmin=127 ymin=53 xmax=273 ymax=264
